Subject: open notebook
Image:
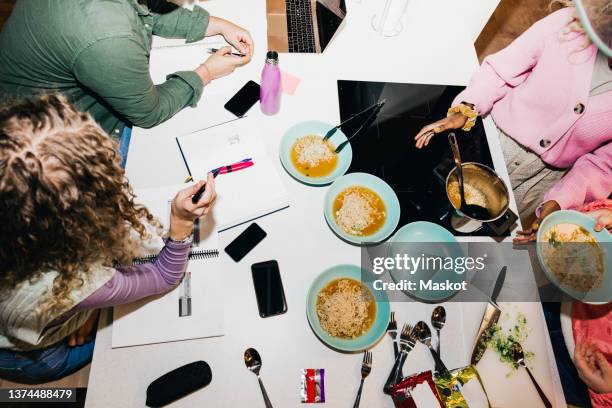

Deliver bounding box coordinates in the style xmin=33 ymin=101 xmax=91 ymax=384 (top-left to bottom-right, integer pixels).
xmin=111 ymin=184 xmax=224 ymax=348
xmin=176 ymin=119 xmax=290 ymax=231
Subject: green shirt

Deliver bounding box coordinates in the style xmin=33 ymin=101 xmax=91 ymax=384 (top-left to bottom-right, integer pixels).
xmin=0 ymin=0 xmax=210 ymax=138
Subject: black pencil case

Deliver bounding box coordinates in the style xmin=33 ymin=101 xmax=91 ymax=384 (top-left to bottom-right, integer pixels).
xmin=145 ymin=361 xmax=212 ymax=407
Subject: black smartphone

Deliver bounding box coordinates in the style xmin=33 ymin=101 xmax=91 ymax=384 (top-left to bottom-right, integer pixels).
xmin=224 ymin=80 xmax=260 ymax=117
xmin=224 ymin=223 xmax=267 ymax=262
xmin=251 ymin=260 xmax=287 ymax=318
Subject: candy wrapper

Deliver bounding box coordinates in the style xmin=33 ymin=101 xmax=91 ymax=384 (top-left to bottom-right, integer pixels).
xmin=300 ymin=369 xmax=325 ymax=403
xmin=390 ymin=371 xmax=444 ymax=408
xmin=434 ymin=365 xmax=492 ymax=408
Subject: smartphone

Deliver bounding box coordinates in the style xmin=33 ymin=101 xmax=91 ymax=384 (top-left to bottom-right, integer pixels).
xmin=224 ymin=223 xmax=267 ymax=262
xmin=224 ymin=80 xmax=260 ymax=117
xmin=251 ymin=260 xmax=287 ymax=318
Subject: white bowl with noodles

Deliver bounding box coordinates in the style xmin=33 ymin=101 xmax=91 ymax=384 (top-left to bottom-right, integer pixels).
xmin=536 ymin=210 xmax=611 ymax=304
xmin=279 ymin=120 xmax=352 ymax=185
xmin=324 ymin=172 xmax=401 ymax=245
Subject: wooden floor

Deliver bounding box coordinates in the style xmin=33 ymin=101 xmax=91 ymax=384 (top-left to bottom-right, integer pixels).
xmin=0 ymin=0 xmax=556 ymax=392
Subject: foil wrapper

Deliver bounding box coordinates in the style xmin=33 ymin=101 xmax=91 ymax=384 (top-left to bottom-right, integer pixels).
xmin=435 ymin=365 xmax=492 ymax=408
xmin=390 ymin=371 xmax=443 ymax=408
xmin=300 ymin=368 xmax=325 ymax=403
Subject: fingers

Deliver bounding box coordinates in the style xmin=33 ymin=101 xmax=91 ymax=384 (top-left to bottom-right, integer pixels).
xmin=414 ymin=119 xmax=449 ymax=149
xmin=68 ymin=333 xmax=76 ymax=347
xmin=193 ymin=173 xmax=217 ymax=209
xmin=512 ymin=229 xmax=536 ymax=244
xmin=594 ymin=223 xmax=604 ymax=232
xmin=217 ymin=46 xmax=232 ymax=56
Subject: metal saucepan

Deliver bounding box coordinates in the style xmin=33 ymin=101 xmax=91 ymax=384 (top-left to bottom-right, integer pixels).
xmin=445 ymin=162 xmax=511 ymax=232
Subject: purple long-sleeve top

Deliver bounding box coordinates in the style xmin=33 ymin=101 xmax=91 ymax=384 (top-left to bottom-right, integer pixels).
xmin=75 ymin=239 xmax=191 ymax=312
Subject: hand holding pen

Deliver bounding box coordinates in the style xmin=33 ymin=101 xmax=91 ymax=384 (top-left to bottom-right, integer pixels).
xmin=191 ymin=158 xmax=254 ymax=204
xmin=169 ymin=173 xmax=217 ymax=240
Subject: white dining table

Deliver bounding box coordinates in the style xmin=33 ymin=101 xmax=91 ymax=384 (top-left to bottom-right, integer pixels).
xmin=84 ymin=1 xmax=567 ymax=407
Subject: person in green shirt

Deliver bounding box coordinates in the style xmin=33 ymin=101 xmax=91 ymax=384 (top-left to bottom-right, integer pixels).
xmin=0 ymin=0 xmax=254 ymax=141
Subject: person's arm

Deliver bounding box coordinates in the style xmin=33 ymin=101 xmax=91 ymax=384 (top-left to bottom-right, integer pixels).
xmin=415 ymin=9 xmax=575 ymax=148
xmin=540 ymin=143 xmax=612 ymax=213
xmin=74 ymin=239 xmax=191 ymax=310
xmin=73 ymin=176 xmax=217 ymax=311
xmin=152 ymin=5 xmax=209 ymax=42
xmin=73 ymin=36 xmax=204 ymax=129
xmin=452 ymin=8 xmax=575 ymax=116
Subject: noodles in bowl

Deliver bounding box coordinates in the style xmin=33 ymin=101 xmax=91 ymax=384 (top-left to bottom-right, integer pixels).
xmin=541 ymin=223 xmax=605 ymax=292
xmin=333 ymin=186 xmax=386 ymax=237
xmin=316 ymin=278 xmax=376 ymax=339
xmin=290 ymin=135 xmax=338 ymax=178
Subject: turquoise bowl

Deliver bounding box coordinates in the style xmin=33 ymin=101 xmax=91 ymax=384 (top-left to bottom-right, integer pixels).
xmin=306 ymin=264 xmax=391 ymax=352
xmin=388 ymin=222 xmax=464 ymax=303
xmin=324 ymin=172 xmax=400 ymax=245
xmin=537 ymin=210 xmax=611 ymax=304
xmin=279 ymin=120 xmax=352 ymax=186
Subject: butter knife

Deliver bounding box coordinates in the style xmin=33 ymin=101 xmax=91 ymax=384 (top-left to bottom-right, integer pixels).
xmin=470 ymin=266 xmax=507 ymax=365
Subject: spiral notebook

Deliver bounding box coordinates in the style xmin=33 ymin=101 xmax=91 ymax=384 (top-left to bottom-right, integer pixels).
xmin=111 ymin=184 xmax=224 ymax=348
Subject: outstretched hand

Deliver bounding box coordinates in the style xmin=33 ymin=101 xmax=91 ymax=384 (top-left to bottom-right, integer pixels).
xmin=575 ymin=341 xmax=612 ymax=394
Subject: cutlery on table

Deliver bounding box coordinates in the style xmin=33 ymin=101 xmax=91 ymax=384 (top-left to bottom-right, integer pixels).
xmin=431 ymin=306 xmax=446 ymax=356
xmin=414 ymin=321 xmax=450 ymax=376
xmin=448 ymin=132 xmax=489 ymax=220
xmin=383 ymin=324 xmax=416 ymax=395
xmin=352 ymin=351 xmax=372 ymax=408
xmin=323 ymin=99 xmax=386 ymax=141
xmin=470 ymin=266 xmax=507 ymax=365
xmin=387 ymin=311 xmax=399 ymax=359
xmin=512 ymin=342 xmax=552 ymax=408
xmin=244 ymin=348 xmax=274 ymax=408
xmin=334 ymin=101 xmax=385 ymax=154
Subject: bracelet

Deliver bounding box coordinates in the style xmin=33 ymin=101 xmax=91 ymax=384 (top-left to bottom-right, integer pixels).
xmin=167 ymin=234 xmax=194 ymax=245
xmin=447 ymin=102 xmax=478 ymax=132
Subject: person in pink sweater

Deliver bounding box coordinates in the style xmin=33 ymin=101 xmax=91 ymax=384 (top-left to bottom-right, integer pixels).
xmin=414 ymin=2 xmax=611 ymax=239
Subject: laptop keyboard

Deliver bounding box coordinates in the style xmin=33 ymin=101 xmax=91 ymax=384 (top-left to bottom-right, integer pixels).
xmin=286 ymin=0 xmax=316 ymax=53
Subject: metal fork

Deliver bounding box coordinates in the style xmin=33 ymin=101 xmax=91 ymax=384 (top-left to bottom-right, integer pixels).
xmin=386 ymin=311 xmax=399 ymax=359
xmin=352 ymin=351 xmax=372 ymax=408
xmin=383 ymin=324 xmax=416 ymax=395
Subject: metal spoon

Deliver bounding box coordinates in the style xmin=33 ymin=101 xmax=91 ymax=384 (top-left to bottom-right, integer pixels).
xmin=244 ymin=348 xmax=274 ymax=408
xmin=414 ymin=321 xmax=449 ymax=376
xmin=511 ymin=343 xmax=552 ymax=408
xmin=431 ymin=306 xmax=446 ymax=356
xmin=447 ymin=133 xmax=490 ymax=220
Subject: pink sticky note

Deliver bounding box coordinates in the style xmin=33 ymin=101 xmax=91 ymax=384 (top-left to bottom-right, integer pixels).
xmin=281 ymin=70 xmax=301 ymax=95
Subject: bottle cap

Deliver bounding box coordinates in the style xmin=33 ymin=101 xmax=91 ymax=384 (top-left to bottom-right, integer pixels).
xmin=266 ymin=50 xmax=279 ymax=65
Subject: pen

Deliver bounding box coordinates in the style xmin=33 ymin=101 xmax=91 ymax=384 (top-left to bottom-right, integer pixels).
xmin=191 ymin=158 xmax=254 ymax=203
xmin=207 ymin=47 xmax=246 ymax=57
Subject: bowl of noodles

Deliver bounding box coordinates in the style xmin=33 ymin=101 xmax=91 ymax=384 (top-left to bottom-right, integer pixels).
xmin=280 ymin=120 xmax=353 ymax=185
xmin=536 ymin=210 xmax=612 ymax=304
xmin=306 ymin=264 xmax=391 ymax=352
xmin=324 ymin=172 xmax=401 ymax=245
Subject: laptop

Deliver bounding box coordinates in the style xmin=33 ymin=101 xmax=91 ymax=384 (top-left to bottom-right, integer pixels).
xmin=267 ymin=0 xmax=347 ymax=53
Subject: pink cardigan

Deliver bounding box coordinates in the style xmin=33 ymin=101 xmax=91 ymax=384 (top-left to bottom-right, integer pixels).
xmin=453 ymin=8 xmax=612 ymax=212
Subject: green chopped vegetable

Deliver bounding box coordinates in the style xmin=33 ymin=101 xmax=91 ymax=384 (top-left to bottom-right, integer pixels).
xmin=486 ymin=313 xmax=534 ymax=375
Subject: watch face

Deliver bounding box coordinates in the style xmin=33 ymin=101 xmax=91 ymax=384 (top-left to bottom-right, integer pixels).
xmin=574 ymin=0 xmax=612 ymax=57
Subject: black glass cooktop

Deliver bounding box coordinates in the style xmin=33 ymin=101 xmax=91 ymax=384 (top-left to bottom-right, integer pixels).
xmin=337 ymin=80 xmax=513 ymax=237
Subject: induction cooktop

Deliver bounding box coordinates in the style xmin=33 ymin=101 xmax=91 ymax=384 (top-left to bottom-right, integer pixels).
xmin=337 ymin=80 xmax=515 ymax=237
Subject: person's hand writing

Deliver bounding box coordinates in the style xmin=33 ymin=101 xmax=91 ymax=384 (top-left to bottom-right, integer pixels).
xmin=170 ymin=173 xmax=217 ymax=240
xmin=575 ymin=341 xmax=612 ymax=394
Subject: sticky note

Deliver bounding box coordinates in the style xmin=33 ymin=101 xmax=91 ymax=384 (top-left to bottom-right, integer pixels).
xmin=281 ymin=70 xmax=301 ymax=95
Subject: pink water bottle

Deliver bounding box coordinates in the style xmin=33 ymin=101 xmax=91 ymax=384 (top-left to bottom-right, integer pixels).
xmin=260 ymin=51 xmax=281 ymax=115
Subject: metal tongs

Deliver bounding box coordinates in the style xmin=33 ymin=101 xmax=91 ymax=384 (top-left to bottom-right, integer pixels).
xmin=323 ymin=99 xmax=386 ymax=153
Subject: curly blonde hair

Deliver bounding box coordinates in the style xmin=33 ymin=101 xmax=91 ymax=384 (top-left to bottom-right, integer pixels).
xmin=0 ymin=94 xmax=156 ymax=312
